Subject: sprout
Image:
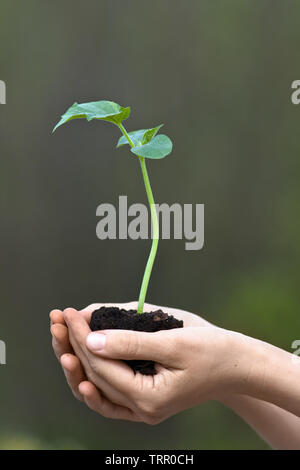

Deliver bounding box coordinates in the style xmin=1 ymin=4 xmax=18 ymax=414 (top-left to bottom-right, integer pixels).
xmin=53 ymin=100 xmax=173 ymax=313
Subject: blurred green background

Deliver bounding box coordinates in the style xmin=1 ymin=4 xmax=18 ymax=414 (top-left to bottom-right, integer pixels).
xmin=0 ymin=0 xmax=299 ymax=450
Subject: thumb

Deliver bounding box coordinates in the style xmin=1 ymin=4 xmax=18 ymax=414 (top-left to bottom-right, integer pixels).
xmin=86 ymin=329 xmax=182 ymax=366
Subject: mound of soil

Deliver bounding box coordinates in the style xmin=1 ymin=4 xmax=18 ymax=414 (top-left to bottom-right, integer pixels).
xmin=90 ymin=306 xmax=183 ymax=375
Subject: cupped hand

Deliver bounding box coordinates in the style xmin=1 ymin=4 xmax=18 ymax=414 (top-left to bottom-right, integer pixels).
xmin=50 ymin=302 xmax=211 ymax=405
xmin=50 ymin=302 xmax=240 ymax=424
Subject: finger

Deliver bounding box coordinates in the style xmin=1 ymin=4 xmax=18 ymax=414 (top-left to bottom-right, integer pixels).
xmin=51 ymin=323 xmax=73 ymax=360
xmin=61 ymin=354 xmax=86 ymax=401
xmin=79 ymin=381 xmax=140 ymax=422
xmin=78 ymin=304 xmax=102 ymax=323
xmin=50 ymin=309 xmax=65 ymax=326
xmin=61 ymin=348 xmax=133 ymax=409
xmin=63 ymin=308 xmax=91 ymax=356
xmin=86 ymin=328 xmax=184 ymax=367
xmin=63 ymin=308 xmax=103 ymax=377
xmin=64 ymin=308 xmax=136 ymax=394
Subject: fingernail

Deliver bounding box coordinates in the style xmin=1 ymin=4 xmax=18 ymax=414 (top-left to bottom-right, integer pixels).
xmin=87 ymin=333 xmax=106 ymax=351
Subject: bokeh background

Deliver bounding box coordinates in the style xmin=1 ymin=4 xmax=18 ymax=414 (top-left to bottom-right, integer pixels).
xmin=0 ymin=0 xmax=299 ymax=450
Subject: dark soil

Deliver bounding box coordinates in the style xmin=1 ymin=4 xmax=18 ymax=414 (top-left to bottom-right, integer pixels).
xmin=90 ymin=306 xmax=184 ymax=375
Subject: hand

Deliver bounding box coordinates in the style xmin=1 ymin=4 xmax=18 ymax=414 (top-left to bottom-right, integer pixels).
xmin=50 ymin=302 xmax=238 ymax=424
xmin=50 ymin=302 xmax=300 ymax=449
xmin=50 ymin=302 xmax=213 ymax=407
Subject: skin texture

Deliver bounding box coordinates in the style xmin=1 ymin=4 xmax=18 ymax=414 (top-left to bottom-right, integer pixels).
xmin=50 ymin=302 xmax=300 ymax=448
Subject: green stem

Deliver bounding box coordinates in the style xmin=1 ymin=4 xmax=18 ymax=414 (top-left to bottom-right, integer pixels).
xmin=136 ymin=157 xmax=159 ymax=313
xmin=118 ymin=123 xmax=159 ymax=314
xmin=118 ymin=123 xmax=135 ymax=147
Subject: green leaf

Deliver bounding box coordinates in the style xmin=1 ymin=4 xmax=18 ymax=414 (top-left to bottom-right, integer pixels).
xmin=117 ymin=129 xmax=147 ymax=148
xmin=116 ymin=125 xmax=163 ymax=148
xmin=142 ymin=125 xmax=164 ymax=145
xmin=131 ymin=135 xmax=173 ymax=159
xmin=53 ymin=100 xmax=130 ymax=132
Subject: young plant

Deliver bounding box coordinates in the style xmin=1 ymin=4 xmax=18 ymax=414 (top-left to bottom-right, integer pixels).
xmin=53 ymin=100 xmax=172 ymax=314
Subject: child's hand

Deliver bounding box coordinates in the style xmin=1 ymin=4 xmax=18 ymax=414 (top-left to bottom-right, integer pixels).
xmin=50 ymin=301 xmax=300 ymax=449
xmin=50 ymin=303 xmax=238 ymax=424
xmin=50 ymin=302 xmax=212 ymax=407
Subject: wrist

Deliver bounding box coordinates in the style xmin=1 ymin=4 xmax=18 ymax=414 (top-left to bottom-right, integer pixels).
xmin=200 ymin=329 xmax=255 ymax=401
xmin=214 ymin=330 xmax=269 ymax=398
xmin=222 ymin=331 xmax=300 ymax=416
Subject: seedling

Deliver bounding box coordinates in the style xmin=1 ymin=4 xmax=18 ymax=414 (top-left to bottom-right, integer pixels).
xmin=53 ymin=100 xmax=172 ymax=314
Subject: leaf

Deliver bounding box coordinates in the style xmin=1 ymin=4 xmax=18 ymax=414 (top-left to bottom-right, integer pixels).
xmin=131 ymin=135 xmax=173 ymax=159
xmin=117 ymin=129 xmax=147 ymax=148
xmin=53 ymin=100 xmax=130 ymax=132
xmin=142 ymin=125 xmax=164 ymax=145
xmin=116 ymin=125 xmax=163 ymax=148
